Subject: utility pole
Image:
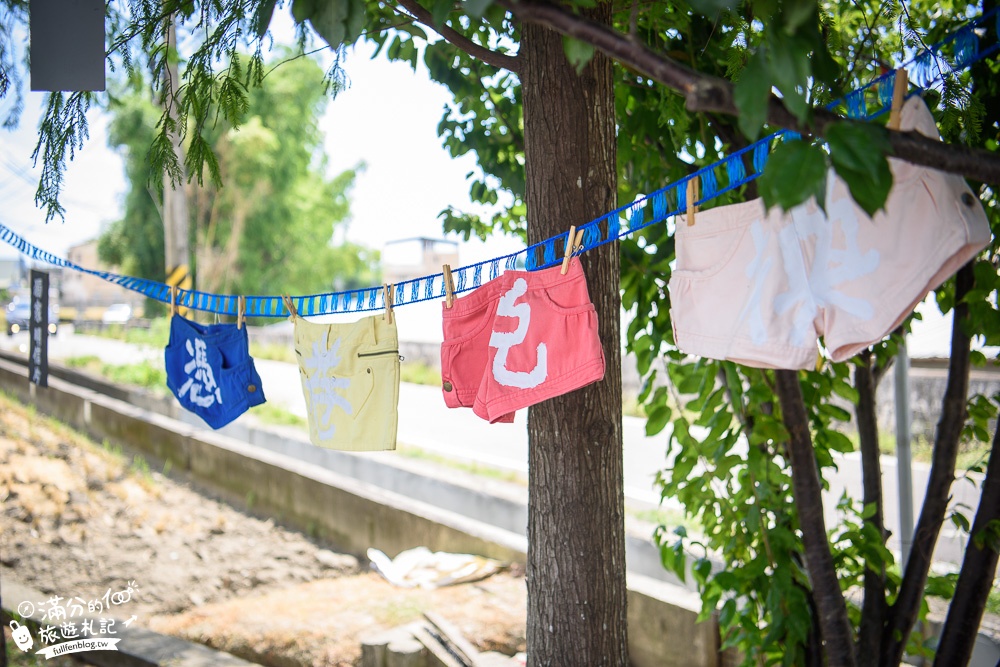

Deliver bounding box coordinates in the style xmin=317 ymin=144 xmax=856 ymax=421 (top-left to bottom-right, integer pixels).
xmin=162 ymin=16 xmax=192 ymax=310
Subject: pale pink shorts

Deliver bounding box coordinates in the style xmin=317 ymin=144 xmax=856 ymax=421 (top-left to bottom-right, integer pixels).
xmin=441 ymin=258 xmax=606 ymax=423
xmin=669 ymin=96 xmax=990 ymax=369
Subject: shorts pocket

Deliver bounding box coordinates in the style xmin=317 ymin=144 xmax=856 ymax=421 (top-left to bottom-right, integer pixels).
xmin=353 ymin=349 xmax=397 ymax=417
xmin=535 ymin=275 xmax=596 ymax=315
xmin=673 ymin=222 xmax=749 ymax=279
xmin=442 ymin=303 xmax=495 ymax=345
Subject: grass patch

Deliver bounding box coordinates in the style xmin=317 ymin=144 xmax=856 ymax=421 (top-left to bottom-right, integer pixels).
xmin=623 ymin=394 xmax=644 ymax=418
xmin=400 ymin=360 xmax=441 ymax=386
xmin=626 ymin=505 xmax=703 ymax=536
xmin=396 ymin=444 xmax=527 ymax=485
xmin=249 ymin=341 xmax=297 ymax=364
xmin=102 ymin=361 xmax=166 ymax=390
xmin=84 ymin=317 xmax=171 ymax=348
xmin=628 ymin=506 xmax=688 ymax=527
xmin=251 ymin=402 xmax=308 ymax=428
xmin=64 ymin=356 xmax=167 ymax=395
xmin=849 ymin=432 xmax=990 ymax=470
xmin=5 ymin=638 xmax=77 ymax=666
xmin=988 ymin=586 xmax=1000 ymax=616
xmin=64 ymin=354 xmax=101 ymax=369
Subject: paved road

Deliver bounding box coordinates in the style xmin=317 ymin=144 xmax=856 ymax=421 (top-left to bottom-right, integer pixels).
xmin=2 ymin=327 xmax=981 ymax=567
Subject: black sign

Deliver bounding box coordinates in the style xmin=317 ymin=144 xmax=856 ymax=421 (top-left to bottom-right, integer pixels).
xmin=29 ymin=0 xmax=106 ymax=91
xmin=29 ymin=270 xmax=49 ymax=387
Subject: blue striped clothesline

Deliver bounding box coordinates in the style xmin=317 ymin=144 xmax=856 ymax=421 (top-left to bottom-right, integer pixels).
xmin=2 ymin=7 xmax=997 ymax=318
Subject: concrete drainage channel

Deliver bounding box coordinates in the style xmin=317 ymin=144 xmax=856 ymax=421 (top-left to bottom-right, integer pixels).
xmin=0 ymin=350 xmax=731 ymax=666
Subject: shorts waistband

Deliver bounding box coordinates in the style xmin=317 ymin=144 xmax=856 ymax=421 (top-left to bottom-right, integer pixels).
xmin=170 ymin=315 xmax=249 ymax=348
xmin=293 ymin=313 xmax=398 ymax=349
xmin=675 ymin=198 xmax=768 ymax=238
xmin=443 ymin=258 xmax=587 ymax=318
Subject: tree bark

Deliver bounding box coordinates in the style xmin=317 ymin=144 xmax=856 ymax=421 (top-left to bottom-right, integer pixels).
xmin=882 ymin=263 xmax=975 ymax=667
xmin=775 ymin=369 xmax=857 ymax=667
xmin=1 ymin=582 xmax=7 ymax=667
xmin=522 ymin=3 xmax=628 ymax=665
xmin=933 ymin=423 xmax=1000 ymax=666
xmin=854 ymin=352 xmax=888 ymax=667
xmin=162 ymin=17 xmax=191 ymax=286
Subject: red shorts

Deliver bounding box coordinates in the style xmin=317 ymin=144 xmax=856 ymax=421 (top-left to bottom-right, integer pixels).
xmin=441 ymin=258 xmax=606 ymax=423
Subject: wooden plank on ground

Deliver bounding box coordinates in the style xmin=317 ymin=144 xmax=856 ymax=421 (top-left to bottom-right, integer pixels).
xmin=423 ymin=612 xmax=482 ymax=667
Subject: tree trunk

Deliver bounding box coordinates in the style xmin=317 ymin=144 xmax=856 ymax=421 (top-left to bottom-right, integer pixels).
xmin=521 ymin=4 xmax=628 ymax=665
xmin=775 ymin=369 xmax=857 ymax=667
xmin=162 ymin=17 xmax=191 ymax=286
xmin=1 ymin=582 xmax=7 ymax=667
xmin=933 ymin=422 xmax=1000 ymax=666
xmin=882 ymin=263 xmax=974 ymax=667
xmin=854 ymin=352 xmax=888 ymax=667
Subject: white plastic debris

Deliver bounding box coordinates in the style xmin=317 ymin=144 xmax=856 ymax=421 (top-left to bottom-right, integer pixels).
xmin=367 ymin=546 xmax=503 ymax=589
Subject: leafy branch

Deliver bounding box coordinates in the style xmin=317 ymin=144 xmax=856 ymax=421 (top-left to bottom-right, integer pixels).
xmin=393 ymin=0 xmax=523 ymax=72
xmin=499 ymin=0 xmax=1000 ymax=187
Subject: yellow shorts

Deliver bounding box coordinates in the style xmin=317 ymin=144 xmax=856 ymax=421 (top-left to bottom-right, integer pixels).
xmin=294 ymin=314 xmax=399 ymax=451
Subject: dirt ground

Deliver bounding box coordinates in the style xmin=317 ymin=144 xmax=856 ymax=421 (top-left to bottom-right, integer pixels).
xmin=0 ymin=392 xmax=526 ymax=666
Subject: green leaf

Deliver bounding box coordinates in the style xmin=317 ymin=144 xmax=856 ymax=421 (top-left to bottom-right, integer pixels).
xmin=345 ymin=0 xmax=367 ymax=41
xmin=826 ymin=122 xmax=891 ymax=177
xmin=767 ymin=35 xmax=811 ymax=121
xmin=686 ymin=0 xmax=741 ymax=17
xmin=693 ymin=557 xmax=713 ymax=586
xmin=758 ymin=141 xmax=827 ymax=212
xmin=255 ymin=0 xmax=278 ymax=38
xmin=824 ymin=430 xmax=855 ymax=454
xmin=719 ymin=598 xmax=737 ymax=628
xmin=291 ymin=0 xmax=316 ymax=23
xmin=645 ymin=403 xmax=673 ymax=436
xmin=431 ymin=0 xmax=453 ymax=25
xmin=831 ymin=379 xmax=860 ymax=404
xmin=464 ymin=0 xmax=494 ymax=19
xmin=562 ymin=37 xmax=595 ymax=75
xmin=826 ymin=122 xmax=894 ymax=216
xmin=972 ymin=519 xmax=1000 ymax=551
xmin=781 ymin=0 xmax=815 ymax=35
xmin=734 ymin=52 xmax=770 ymax=141
xmin=307 ymin=0 xmax=350 ymax=48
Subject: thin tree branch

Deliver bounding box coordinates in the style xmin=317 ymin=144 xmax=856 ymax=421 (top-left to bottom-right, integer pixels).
xmin=881 ymin=262 xmax=975 ymax=667
xmin=501 ymin=0 xmax=1000 ymax=186
xmin=854 ymin=350 xmax=888 ymax=667
xmin=774 ymin=369 xmax=858 ymax=667
xmin=394 ymin=0 xmax=522 ymax=73
xmin=932 ymin=421 xmax=1000 ymax=666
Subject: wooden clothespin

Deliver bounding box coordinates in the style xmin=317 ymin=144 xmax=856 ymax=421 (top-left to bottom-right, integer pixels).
xmin=560 ymin=226 xmax=584 ymax=275
xmin=561 ymin=226 xmax=577 ymax=274
xmin=383 ymin=283 xmax=394 ymax=324
xmin=686 ymin=175 xmax=700 ymax=227
xmin=443 ymin=265 xmax=455 ymax=309
xmin=888 ymin=68 xmax=908 ymax=131
xmin=170 ymin=285 xmax=178 ymax=317
xmin=237 ymin=296 xmax=246 ymax=330
xmin=282 ymin=294 xmax=298 ymax=320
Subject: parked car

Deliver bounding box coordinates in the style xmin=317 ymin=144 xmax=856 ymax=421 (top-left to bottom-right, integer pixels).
xmin=102 ymin=303 xmax=133 ymax=324
xmin=5 ymin=301 xmax=58 ymax=336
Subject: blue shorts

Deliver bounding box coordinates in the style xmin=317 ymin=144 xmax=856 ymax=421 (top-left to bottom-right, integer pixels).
xmin=165 ymin=315 xmax=266 ymax=429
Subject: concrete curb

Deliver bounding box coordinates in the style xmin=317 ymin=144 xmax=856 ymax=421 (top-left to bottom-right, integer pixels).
xmin=0 ymin=353 xmax=732 ymax=667
xmin=1 ymin=575 xmax=257 ymax=667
